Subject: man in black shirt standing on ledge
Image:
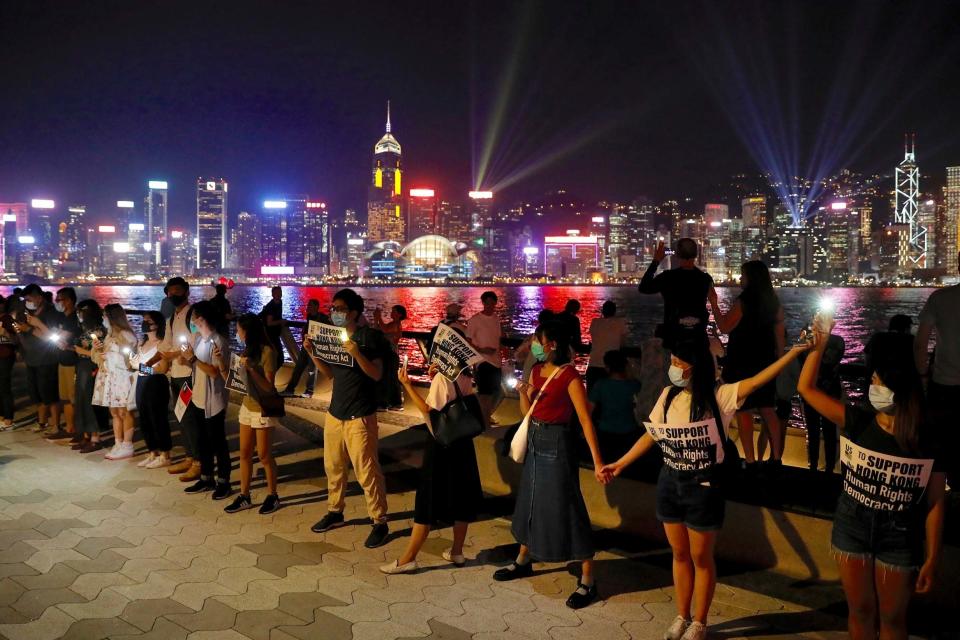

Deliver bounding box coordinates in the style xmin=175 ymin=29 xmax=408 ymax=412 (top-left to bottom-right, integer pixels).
xmin=638 ymin=238 xmax=713 ymax=350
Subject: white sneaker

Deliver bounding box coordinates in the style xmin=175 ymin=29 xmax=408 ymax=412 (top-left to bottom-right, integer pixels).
xmin=104 ymin=444 xmax=120 ymax=459
xmin=137 ymin=453 xmax=157 ymax=468
xmin=664 ymin=616 xmax=690 ymax=640
xmin=146 ymin=454 xmax=171 ymax=469
xmin=379 ymin=559 xmax=418 ymax=575
xmin=679 ymin=621 xmax=706 ymax=640
xmin=442 ymin=549 xmax=466 ymax=566
xmin=108 ymin=442 xmax=135 ymax=460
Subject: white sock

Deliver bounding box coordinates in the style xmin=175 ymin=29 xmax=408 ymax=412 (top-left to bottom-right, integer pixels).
xmin=515 ymin=554 xmax=530 ymax=566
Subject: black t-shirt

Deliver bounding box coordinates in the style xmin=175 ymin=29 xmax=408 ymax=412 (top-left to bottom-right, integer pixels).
xmin=20 ymin=306 xmax=65 ymax=367
xmin=57 ymin=312 xmax=82 ymax=366
xmin=639 ymin=263 xmax=713 ymax=348
xmin=210 ymin=295 xmax=232 ymax=319
xmin=556 ymin=311 xmax=583 ymax=348
xmin=327 ymin=325 xmax=391 ymax=420
xmin=260 ymin=300 xmax=283 ymax=342
xmin=840 ymin=404 xmax=942 ymax=513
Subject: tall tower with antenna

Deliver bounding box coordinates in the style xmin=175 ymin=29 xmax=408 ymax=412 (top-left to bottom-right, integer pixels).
xmin=895 ymin=134 xmax=925 ymax=270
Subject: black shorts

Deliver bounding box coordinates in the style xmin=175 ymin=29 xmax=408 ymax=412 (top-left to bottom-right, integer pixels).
xmin=656 ymin=466 xmax=725 ymax=531
xmin=26 ymin=364 xmax=60 ymax=405
xmin=475 ymin=362 xmax=502 ymax=395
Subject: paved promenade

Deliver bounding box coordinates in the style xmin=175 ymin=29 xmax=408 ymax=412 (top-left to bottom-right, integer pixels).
xmin=0 ymin=400 xmax=854 ymax=640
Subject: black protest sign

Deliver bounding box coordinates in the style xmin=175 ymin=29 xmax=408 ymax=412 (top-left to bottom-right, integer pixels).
xmin=226 ymin=353 xmax=248 ymax=394
xmin=644 ymin=418 xmax=724 ymax=472
xmin=308 ymin=321 xmax=355 ymax=368
xmin=428 ymin=323 xmax=484 ymax=381
xmin=840 ymin=436 xmax=933 ymax=512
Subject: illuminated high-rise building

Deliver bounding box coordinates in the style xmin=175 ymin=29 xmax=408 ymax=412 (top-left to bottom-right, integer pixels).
xmin=367 ymin=102 xmax=405 ymax=243
xmin=285 ymin=196 xmax=308 ymax=267
xmin=439 ymin=200 xmax=469 ymax=243
xmin=304 ymin=200 xmax=330 ymax=275
xmin=407 ymin=189 xmax=438 ymax=241
xmin=231 ymin=211 xmax=261 ymax=273
xmin=741 ymin=196 xmax=766 ymax=228
xmin=894 ymin=136 xmax=925 ymax=270
xmin=260 ymin=201 xmax=287 ymax=267
xmin=196 ymin=177 xmax=228 ymax=271
xmin=58 ymin=205 xmax=88 ymax=276
xmin=945 ymin=166 xmax=960 ymax=273
xmin=467 ymin=191 xmax=494 ymax=249
xmin=0 ymin=203 xmax=28 ymax=237
xmin=167 ymin=229 xmax=195 ymax=276
xmin=146 ymin=180 xmax=168 ymax=267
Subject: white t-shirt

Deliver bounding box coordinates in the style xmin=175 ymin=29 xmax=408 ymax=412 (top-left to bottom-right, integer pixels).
xmin=160 ymin=305 xmax=193 ymax=378
xmin=466 ymin=312 xmax=502 ymax=367
xmin=588 ymin=316 xmax=628 ymax=367
xmin=649 ymin=382 xmax=743 ymax=432
xmin=424 ymin=372 xmax=474 ymax=411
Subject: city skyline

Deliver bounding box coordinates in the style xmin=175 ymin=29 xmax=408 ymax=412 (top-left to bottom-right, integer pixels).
xmin=2 ymin=1 xmax=959 ymax=222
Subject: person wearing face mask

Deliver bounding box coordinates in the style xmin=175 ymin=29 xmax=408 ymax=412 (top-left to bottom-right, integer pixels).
xmin=303 ymin=288 xmax=393 ymax=549
xmin=600 ymin=337 xmax=810 ymax=640
xmin=179 ymin=301 xmax=232 ymax=499
xmin=14 ymin=284 xmax=64 ymax=435
xmin=799 ymin=318 xmax=946 ymax=640
xmin=71 ymin=301 xmax=107 ymax=452
xmin=46 ymin=287 xmax=81 ymax=445
xmin=493 ymin=322 xmax=605 ymax=609
xmin=131 ymin=311 xmax=172 ymax=468
xmin=91 ymin=304 xmax=138 ymax=460
xmin=158 ymin=277 xmax=202 ymax=482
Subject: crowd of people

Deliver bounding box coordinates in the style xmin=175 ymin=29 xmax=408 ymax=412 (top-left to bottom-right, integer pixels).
xmin=0 ymin=238 xmax=955 ymax=640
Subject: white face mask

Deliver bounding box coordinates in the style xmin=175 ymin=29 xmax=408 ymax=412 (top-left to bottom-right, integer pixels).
xmin=668 ymin=365 xmax=690 ymax=388
xmin=102 ymin=317 xmax=111 ymax=331
xmin=868 ymin=384 xmax=896 ymax=414
xmin=54 ymin=302 xmax=65 ymax=313
xmin=25 ymin=301 xmax=37 ymax=311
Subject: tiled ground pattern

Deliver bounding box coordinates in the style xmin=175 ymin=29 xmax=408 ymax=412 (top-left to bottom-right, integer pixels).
xmin=0 ymin=407 xmax=850 ymax=640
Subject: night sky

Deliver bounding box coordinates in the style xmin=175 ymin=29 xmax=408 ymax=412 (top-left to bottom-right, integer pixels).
xmin=1 ymin=0 xmax=958 ymax=227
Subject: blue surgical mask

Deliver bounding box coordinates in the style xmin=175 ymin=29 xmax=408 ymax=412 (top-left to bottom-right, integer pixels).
xmin=868 ymin=384 xmax=896 ymax=414
xmin=531 ymin=342 xmax=547 ymax=362
xmin=668 ymin=365 xmax=690 ymax=388
xmin=189 ymin=322 xmax=198 ymax=334
xmin=331 ymin=311 xmax=348 ymax=327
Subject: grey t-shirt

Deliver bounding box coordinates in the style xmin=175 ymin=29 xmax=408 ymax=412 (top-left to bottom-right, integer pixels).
xmin=919 ymin=284 xmax=960 ymax=385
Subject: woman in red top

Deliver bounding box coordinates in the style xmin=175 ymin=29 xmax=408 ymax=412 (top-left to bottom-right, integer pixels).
xmin=492 ymin=322 xmax=605 ymax=610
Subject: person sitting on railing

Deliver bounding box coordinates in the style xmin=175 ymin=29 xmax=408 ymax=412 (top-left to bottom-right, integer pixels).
xmin=600 ymin=336 xmax=812 ymax=640
xmin=801 ymin=315 xmax=945 ymax=640
xmin=557 ymin=299 xmax=584 ymax=352
xmin=260 ymin=286 xmax=287 ymax=370
xmin=586 ymin=300 xmax=627 ymax=392
xmin=282 ymin=299 xmax=328 ymax=398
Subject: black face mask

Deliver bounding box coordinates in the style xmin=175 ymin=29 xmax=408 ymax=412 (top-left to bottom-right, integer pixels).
xmin=169 ymin=294 xmax=186 ymax=306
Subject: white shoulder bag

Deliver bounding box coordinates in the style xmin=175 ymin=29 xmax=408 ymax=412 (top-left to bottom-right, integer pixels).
xmin=509 ymin=365 xmax=571 ymax=464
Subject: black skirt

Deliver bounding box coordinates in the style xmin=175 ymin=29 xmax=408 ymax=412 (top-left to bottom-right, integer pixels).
xmin=414 ymin=434 xmax=483 ymax=526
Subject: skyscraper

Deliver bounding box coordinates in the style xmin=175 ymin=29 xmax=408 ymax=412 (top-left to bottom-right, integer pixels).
xmin=232 ymin=211 xmax=261 ymax=273
xmin=407 ymin=189 xmax=438 ymax=241
xmin=196 ymin=177 xmax=228 ymax=272
xmin=945 ymin=166 xmax=960 ymax=274
xmin=146 ymin=180 xmax=168 ymax=268
xmin=260 ymin=201 xmax=287 ymax=267
xmin=304 ymin=200 xmax=330 ymax=275
xmin=894 ymin=136 xmax=925 ymax=270
xmin=367 ymin=102 xmax=405 ymax=243
xmin=285 ymin=196 xmax=308 ymax=267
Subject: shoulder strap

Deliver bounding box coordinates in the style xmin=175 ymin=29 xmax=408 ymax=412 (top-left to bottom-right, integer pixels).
xmin=525 ymin=364 xmax=571 ymax=420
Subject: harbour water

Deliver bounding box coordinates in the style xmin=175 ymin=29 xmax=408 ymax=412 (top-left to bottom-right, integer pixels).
xmin=0 ymin=284 xmax=934 ymax=365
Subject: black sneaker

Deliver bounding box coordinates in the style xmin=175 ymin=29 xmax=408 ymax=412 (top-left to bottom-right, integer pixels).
xmin=259 ymin=494 xmax=280 ymax=515
xmin=184 ymin=479 xmax=215 ymax=494
xmin=212 ymin=482 xmax=231 ymax=500
xmin=44 ymin=429 xmax=72 ymax=443
xmin=565 ymin=582 xmax=598 ymax=609
xmin=224 ymin=494 xmax=253 ymax=513
xmin=311 ymin=511 xmax=345 ymax=533
xmin=493 ymin=561 xmax=534 ymax=582
xmin=364 ymin=523 xmax=389 ymax=548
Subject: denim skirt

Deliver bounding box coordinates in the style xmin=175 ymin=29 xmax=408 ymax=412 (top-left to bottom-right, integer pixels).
xmin=511 ymin=419 xmax=594 ymax=562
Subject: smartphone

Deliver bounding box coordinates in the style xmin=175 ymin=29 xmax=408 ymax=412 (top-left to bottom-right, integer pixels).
xmin=401 ymin=354 xmax=409 ymax=373
xmin=505 ymin=376 xmax=519 ymax=389
xmin=139 ymin=363 xmax=154 ymax=376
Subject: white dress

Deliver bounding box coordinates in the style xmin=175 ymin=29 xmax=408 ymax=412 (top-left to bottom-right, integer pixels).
xmin=92 ymin=332 xmax=136 ymax=408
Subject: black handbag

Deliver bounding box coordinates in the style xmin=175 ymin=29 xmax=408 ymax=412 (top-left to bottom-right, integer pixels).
xmin=429 ymin=382 xmax=485 ymax=447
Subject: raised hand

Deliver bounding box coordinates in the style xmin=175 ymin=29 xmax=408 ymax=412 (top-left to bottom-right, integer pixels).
xmin=653 ymin=241 xmax=666 ymax=263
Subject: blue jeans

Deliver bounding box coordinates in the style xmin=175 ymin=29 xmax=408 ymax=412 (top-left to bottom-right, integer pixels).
xmin=831 ymin=494 xmax=924 ymax=570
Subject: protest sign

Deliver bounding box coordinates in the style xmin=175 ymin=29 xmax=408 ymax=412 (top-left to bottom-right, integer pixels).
xmin=839 ymin=436 xmax=934 ymax=512
xmin=174 ymin=382 xmax=192 ymax=422
xmin=428 ymin=323 xmax=484 ymax=381
xmin=644 ymin=418 xmax=724 ymax=472
xmin=308 ymin=321 xmax=355 ymax=367
xmin=226 ymin=353 xmax=248 ymax=394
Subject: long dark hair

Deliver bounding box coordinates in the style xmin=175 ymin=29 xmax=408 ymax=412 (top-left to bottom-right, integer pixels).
xmin=190 ymin=300 xmax=226 ymax=336
xmin=538 ymin=322 xmax=573 ymax=367
xmin=141 ymin=311 xmax=166 ymax=343
xmin=874 ymin=352 xmax=923 ymax=454
xmin=77 ymin=299 xmax=103 ymax=333
xmin=670 ymin=338 xmax=719 ymax=422
xmin=739 ymin=260 xmax=779 ymax=322
xmin=237 ymin=313 xmax=270 ymax=363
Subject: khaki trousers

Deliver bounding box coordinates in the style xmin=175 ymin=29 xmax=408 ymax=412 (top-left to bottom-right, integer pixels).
xmin=323 ymin=413 xmax=388 ymax=523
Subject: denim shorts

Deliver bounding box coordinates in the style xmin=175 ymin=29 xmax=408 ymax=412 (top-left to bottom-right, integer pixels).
xmin=656 ymin=466 xmax=725 ymax=531
xmin=831 ymin=494 xmax=924 ymax=570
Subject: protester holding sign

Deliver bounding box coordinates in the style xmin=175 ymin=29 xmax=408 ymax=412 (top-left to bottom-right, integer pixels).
xmin=600 ymin=337 xmax=811 ymax=640
xmin=131 ymin=311 xmax=171 ymax=469
xmin=303 ymin=289 xmax=392 ymax=549
xmin=180 ymin=301 xmax=232 ymax=500
xmin=380 ymin=358 xmax=484 ymax=575
xmin=224 ymin=314 xmax=282 ymax=516
xmin=799 ymin=318 xmax=946 ymax=640
xmin=493 ymin=323 xmax=605 ymax=611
